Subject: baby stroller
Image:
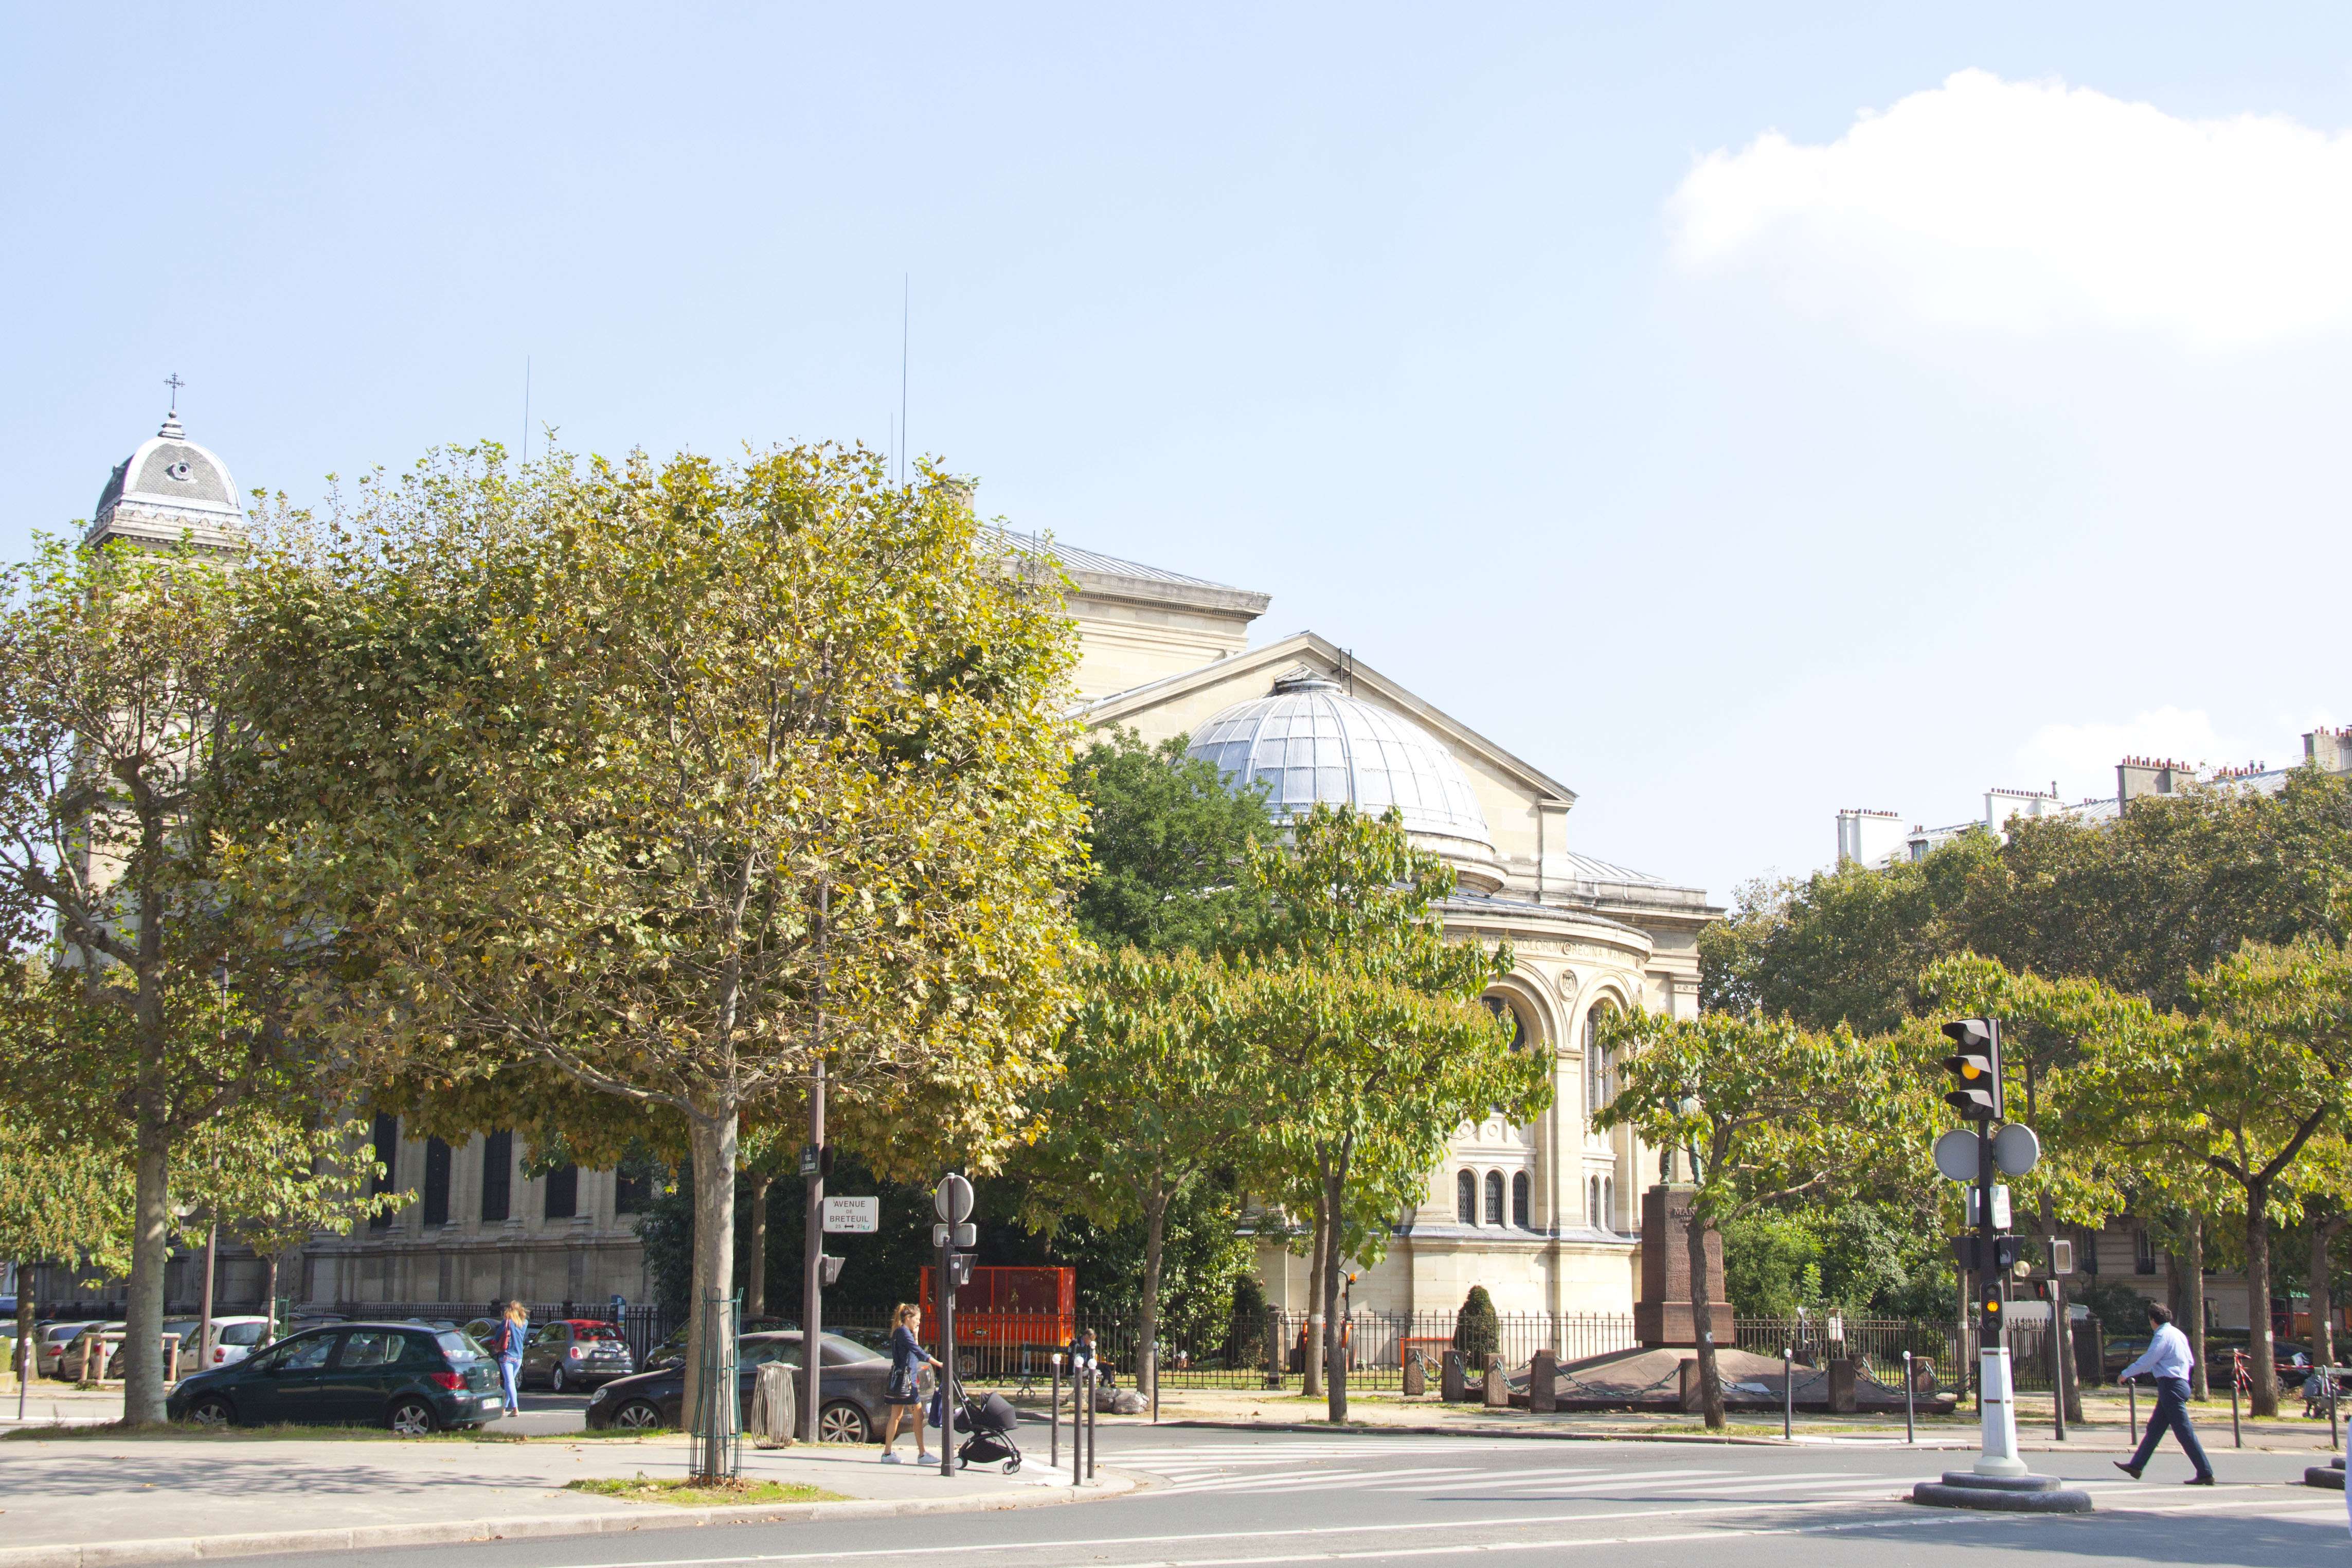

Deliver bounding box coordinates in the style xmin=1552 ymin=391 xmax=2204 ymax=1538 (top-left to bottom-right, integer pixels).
xmin=955 ymin=1386 xmax=1024 ymax=1473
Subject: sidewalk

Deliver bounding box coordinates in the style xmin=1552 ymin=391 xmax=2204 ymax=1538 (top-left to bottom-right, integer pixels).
xmin=0 ymin=1430 xmax=1128 ymax=1568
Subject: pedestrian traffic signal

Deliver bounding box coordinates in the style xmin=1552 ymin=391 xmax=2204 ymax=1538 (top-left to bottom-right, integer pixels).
xmin=1941 ymin=1018 xmax=2002 ymax=1121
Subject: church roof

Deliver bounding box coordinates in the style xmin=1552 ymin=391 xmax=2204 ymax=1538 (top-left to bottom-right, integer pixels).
xmin=1185 ymin=670 xmax=1495 ymax=852
xmin=88 ymin=412 xmax=245 ymax=551
xmin=998 ymin=530 xmax=1271 ymax=617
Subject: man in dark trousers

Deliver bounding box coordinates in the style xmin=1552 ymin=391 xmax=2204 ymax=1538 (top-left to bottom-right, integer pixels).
xmin=2115 ymin=1302 xmax=2215 ymax=1485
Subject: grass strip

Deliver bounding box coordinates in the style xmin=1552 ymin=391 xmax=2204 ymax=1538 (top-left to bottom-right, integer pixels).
xmin=566 ymin=1475 xmax=847 ymax=1507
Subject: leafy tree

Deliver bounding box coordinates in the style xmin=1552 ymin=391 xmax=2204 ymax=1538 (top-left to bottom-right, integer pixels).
xmin=225 ymin=445 xmax=1086 ymax=1457
xmin=1246 ymin=803 xmax=1549 ymax=1423
xmin=1069 ymin=729 xmax=1271 ymax=952
xmin=1022 ymin=949 xmax=1268 ymax=1396
xmin=1596 ymin=1010 xmax=1927 ymax=1429
xmin=0 ymin=539 xmax=301 ymax=1423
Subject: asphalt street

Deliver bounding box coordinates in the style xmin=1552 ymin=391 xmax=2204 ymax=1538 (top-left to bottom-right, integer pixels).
xmin=250 ymin=1417 xmax=2349 ymax=1568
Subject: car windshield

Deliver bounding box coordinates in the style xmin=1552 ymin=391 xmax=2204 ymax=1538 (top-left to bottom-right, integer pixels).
xmin=438 ymin=1331 xmax=483 ymax=1360
xmin=576 ymin=1324 xmax=623 ymax=1342
xmin=221 ymin=1322 xmax=267 ymax=1346
xmin=821 ymin=1332 xmax=881 ymax=1364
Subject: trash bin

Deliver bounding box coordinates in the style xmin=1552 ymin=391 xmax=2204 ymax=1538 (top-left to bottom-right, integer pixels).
xmin=750 ymin=1361 xmax=797 ymax=1448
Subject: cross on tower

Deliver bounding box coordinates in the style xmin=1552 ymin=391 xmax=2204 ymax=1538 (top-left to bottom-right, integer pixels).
xmin=164 ymin=372 xmax=185 ymax=411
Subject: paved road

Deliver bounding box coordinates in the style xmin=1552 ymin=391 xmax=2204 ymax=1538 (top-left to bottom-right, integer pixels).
xmin=268 ymin=1421 xmax=2348 ymax=1568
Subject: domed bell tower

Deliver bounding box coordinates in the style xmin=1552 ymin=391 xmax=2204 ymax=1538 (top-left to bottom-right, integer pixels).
xmin=88 ymin=398 xmax=245 ymax=553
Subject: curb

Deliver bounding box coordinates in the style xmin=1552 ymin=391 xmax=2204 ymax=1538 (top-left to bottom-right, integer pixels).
xmin=0 ymin=1473 xmax=1136 ymax=1568
xmin=1152 ymin=1418 xmax=1975 ymax=1449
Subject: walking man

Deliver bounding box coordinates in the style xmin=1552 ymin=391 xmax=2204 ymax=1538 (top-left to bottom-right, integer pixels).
xmin=2115 ymin=1302 xmax=2215 ymax=1485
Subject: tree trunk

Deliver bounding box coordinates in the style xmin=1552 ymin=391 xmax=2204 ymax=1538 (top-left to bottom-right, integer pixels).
xmin=2245 ymin=1183 xmax=2278 ymax=1417
xmin=264 ymin=1255 xmax=280 ymax=1341
xmin=1139 ymin=1177 xmax=1166 ymax=1402
xmin=1323 ymin=1154 xmax=1349 ymax=1425
xmin=1302 ymin=1192 xmax=1326 ymax=1399
xmin=2311 ymin=1214 xmax=2342 ymax=1371
xmin=122 ymin=1123 xmax=171 ymax=1423
xmin=2184 ymin=1214 xmax=2209 ymax=1401
xmin=684 ymin=1107 xmax=740 ymax=1476
xmin=743 ymin=1173 xmax=770 ymax=1319
xmin=1687 ymin=1199 xmax=1726 ymax=1431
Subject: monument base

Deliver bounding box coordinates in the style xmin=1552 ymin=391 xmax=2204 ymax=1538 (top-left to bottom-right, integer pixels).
xmin=1912 ymin=1471 xmax=2093 ymax=1513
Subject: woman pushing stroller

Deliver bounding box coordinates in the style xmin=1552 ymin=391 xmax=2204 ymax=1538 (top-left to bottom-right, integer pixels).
xmin=880 ymin=1303 xmax=939 ymax=1464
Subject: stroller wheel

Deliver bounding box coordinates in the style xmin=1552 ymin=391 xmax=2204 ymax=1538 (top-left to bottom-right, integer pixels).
xmin=1006 ymin=1453 xmax=1021 ymax=1474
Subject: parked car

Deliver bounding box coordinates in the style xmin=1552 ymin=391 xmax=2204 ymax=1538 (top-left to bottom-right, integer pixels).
xmin=183 ymin=1317 xmax=275 ymax=1373
xmin=166 ymin=1322 xmax=505 ymax=1434
xmin=35 ymin=1320 xmax=103 ymax=1378
xmin=641 ymin=1317 xmax=795 ymax=1372
xmin=58 ymin=1321 xmax=127 ymax=1379
xmin=520 ymin=1319 xmax=636 ymax=1392
xmin=585 ymin=1330 xmax=886 ymax=1441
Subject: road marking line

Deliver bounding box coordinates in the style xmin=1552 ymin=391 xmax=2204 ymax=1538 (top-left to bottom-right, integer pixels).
xmin=524 ymin=1495 xmax=1931 ymax=1568
xmin=1158 ymin=1466 xmax=1497 ymax=1495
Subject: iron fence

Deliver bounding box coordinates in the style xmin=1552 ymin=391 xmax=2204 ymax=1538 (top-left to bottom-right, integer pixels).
xmin=309 ymin=1300 xmax=682 ymax=1367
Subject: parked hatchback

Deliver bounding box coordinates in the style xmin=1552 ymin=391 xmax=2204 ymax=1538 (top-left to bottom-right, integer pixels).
xmin=167 ymin=1322 xmax=505 ymax=1434
xmin=35 ymin=1320 xmax=102 ymax=1379
xmin=585 ymin=1330 xmax=886 ymax=1441
xmin=520 ymin=1319 xmax=635 ymax=1392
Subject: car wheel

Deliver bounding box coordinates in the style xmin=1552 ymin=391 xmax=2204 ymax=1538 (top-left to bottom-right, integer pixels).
xmin=550 ymin=1364 xmax=567 ymax=1394
xmin=818 ymin=1401 xmax=868 ymax=1444
xmin=612 ymin=1399 xmax=665 ymax=1430
xmin=388 ymin=1398 xmax=438 ymax=1436
xmin=187 ymin=1395 xmax=235 ymax=1429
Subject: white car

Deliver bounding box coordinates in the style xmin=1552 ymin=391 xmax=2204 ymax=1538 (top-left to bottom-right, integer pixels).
xmin=195 ymin=1317 xmax=274 ymax=1371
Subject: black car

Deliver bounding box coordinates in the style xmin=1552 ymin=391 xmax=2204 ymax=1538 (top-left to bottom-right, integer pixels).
xmin=586 ymin=1330 xmax=887 ymax=1442
xmin=166 ymin=1322 xmax=506 ymax=1434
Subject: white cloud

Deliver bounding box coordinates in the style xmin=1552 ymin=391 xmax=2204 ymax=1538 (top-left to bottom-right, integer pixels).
xmin=2013 ymin=706 xmax=2237 ymax=796
xmin=1668 ymin=69 xmax=2352 ymax=349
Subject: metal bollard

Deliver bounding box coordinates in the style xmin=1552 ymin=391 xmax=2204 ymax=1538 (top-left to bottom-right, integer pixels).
xmin=2330 ymin=1368 xmax=2340 ymax=1450
xmin=1901 ymin=1350 xmax=1915 ymax=1445
xmin=1073 ymin=1367 xmax=1085 ymax=1487
xmin=2230 ymin=1367 xmax=2241 ymax=1449
xmin=1087 ymin=1365 xmax=1098 ymax=1480
xmin=2126 ymin=1376 xmax=2136 ymax=1431
xmin=1782 ymin=1347 xmax=1794 ymax=1441
xmin=1050 ymin=1354 xmax=1060 ymax=1469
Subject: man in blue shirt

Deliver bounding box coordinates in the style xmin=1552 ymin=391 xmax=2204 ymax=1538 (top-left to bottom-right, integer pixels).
xmin=2115 ymin=1302 xmax=2215 ymax=1485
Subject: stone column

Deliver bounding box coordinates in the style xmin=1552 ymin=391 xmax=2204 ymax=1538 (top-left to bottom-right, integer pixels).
xmin=1633 ymin=1184 xmax=1736 ymax=1348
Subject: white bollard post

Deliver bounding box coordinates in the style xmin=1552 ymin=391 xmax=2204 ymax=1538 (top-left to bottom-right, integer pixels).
xmin=1974 ymin=1345 xmax=2026 ymax=1478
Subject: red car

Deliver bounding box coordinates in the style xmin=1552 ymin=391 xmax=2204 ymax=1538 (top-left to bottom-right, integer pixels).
xmin=519 ymin=1319 xmax=636 ymax=1392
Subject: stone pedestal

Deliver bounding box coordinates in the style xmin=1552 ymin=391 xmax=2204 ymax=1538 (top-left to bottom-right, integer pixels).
xmin=1441 ymin=1350 xmax=1466 ymax=1402
xmin=1828 ymin=1358 xmax=1857 ymax=1414
xmin=1633 ymin=1185 xmax=1736 ymax=1348
xmin=1484 ymin=1352 xmax=1510 ymax=1408
xmin=1402 ymin=1351 xmax=1425 ymax=1397
xmin=1678 ymin=1356 xmax=1705 ymax=1413
xmin=1529 ymin=1350 xmax=1557 ymax=1413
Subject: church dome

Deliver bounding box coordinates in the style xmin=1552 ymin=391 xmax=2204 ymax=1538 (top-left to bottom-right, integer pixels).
xmin=88 ymin=412 xmax=244 ymax=551
xmin=1187 ymin=671 xmax=1495 ymax=853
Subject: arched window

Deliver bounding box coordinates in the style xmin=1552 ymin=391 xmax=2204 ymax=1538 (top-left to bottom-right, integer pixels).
xmin=1587 ymin=1175 xmax=1602 ymax=1228
xmin=1603 ymin=1176 xmax=1617 ymax=1233
xmin=1482 ymin=995 xmax=1528 ymax=1051
xmin=1457 ymin=1169 xmax=1477 ymax=1224
xmin=1584 ymin=1003 xmax=1617 ymax=1127
xmin=1511 ymin=1171 xmax=1531 ymax=1229
xmin=1484 ymin=1170 xmax=1505 ymax=1227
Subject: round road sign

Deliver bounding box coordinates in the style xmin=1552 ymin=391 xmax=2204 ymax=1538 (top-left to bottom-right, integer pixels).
xmin=1993 ymin=1121 xmax=2041 ymax=1177
xmin=1932 ymin=1128 xmax=1977 ymax=1183
xmin=933 ymin=1172 xmax=974 ymax=1224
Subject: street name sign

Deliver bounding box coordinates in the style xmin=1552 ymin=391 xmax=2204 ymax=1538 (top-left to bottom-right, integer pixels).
xmin=822 ymin=1196 xmax=879 ymax=1234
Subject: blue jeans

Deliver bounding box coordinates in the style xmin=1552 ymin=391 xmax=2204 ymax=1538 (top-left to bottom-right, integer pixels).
xmin=2128 ymin=1375 xmax=2213 ymax=1477
xmin=499 ymin=1357 xmax=522 ymax=1413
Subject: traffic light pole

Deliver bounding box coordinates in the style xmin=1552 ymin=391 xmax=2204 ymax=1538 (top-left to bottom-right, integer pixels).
xmin=937 ymin=1224 xmax=957 ymax=1478
xmin=1973 ymin=1021 xmax=2025 ymax=1480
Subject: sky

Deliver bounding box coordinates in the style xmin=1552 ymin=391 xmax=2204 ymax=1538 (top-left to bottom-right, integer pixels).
xmin=7 ymin=4 xmax=2351 ymax=903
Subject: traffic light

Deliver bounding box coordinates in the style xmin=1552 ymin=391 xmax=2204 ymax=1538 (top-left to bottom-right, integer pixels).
xmin=1941 ymin=1018 xmax=2002 ymax=1122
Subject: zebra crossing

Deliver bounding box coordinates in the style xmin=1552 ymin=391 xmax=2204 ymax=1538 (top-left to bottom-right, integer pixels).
xmin=1101 ymin=1439 xmax=1907 ymax=1503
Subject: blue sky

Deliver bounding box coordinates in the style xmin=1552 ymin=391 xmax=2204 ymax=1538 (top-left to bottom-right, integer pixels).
xmin=8 ymin=4 xmax=2351 ymax=900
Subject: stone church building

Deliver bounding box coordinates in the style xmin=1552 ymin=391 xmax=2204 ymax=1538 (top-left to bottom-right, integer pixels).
xmin=44 ymin=411 xmax=1716 ymax=1323
xmin=1037 ymin=535 xmax=1718 ymax=1321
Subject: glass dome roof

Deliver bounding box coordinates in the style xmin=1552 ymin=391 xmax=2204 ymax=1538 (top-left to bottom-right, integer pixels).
xmin=1187 ymin=672 xmax=1493 ymax=850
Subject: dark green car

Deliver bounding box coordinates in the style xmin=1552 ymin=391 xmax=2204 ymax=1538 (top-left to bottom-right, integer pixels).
xmin=166 ymin=1322 xmax=505 ymax=1434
